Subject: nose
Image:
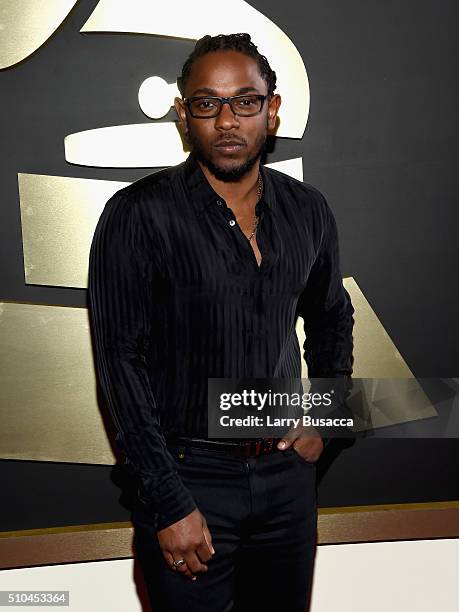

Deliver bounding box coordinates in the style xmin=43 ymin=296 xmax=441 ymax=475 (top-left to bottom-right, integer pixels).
xmin=214 ymin=100 xmax=240 ymax=130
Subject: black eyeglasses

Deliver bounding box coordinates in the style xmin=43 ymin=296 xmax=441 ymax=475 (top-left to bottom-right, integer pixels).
xmin=183 ymin=94 xmax=268 ymax=118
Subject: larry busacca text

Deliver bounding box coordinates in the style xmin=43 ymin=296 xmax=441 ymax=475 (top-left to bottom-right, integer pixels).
xmin=219 ymin=414 xmax=354 ymax=428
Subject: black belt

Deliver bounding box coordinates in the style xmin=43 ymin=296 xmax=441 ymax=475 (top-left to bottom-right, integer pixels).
xmin=166 ymin=435 xmax=283 ymax=458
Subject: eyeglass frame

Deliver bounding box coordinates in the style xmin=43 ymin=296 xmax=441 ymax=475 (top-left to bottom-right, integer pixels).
xmin=182 ymin=94 xmax=269 ymax=118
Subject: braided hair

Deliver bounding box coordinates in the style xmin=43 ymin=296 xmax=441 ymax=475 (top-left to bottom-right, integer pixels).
xmin=177 ymin=33 xmax=277 ymax=97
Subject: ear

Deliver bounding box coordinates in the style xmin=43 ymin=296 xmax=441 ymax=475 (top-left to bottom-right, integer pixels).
xmin=267 ymin=94 xmax=281 ymax=132
xmin=174 ymin=97 xmax=189 ymax=134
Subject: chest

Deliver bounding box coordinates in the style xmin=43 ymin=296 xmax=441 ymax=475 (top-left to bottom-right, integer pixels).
xmin=153 ymin=204 xmax=317 ymax=297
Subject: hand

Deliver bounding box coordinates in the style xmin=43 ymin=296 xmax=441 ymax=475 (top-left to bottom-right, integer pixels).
xmin=276 ymin=425 xmax=324 ymax=462
xmin=157 ymin=508 xmax=215 ymax=581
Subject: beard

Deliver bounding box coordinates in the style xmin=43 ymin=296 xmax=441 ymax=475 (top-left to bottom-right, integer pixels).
xmin=186 ymin=127 xmax=268 ymax=182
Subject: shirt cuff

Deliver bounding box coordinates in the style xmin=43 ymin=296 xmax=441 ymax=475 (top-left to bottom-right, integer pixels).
xmin=137 ymin=471 xmax=198 ymax=532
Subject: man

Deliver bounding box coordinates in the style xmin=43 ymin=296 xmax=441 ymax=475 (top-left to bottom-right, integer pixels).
xmin=88 ymin=33 xmax=354 ymax=612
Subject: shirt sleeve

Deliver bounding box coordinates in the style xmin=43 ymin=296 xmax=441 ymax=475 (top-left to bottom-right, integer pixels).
xmin=88 ymin=190 xmax=197 ymax=532
xmin=296 ymin=192 xmax=355 ymax=443
xmin=297 ymin=192 xmax=355 ymax=378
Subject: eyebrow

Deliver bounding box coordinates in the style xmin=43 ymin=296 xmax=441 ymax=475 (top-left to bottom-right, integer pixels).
xmin=188 ymin=86 xmax=261 ymax=97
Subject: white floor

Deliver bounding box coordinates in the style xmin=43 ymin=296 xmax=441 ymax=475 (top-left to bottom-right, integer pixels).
xmin=310 ymin=538 xmax=459 ymax=612
xmin=0 ymin=538 xmax=458 ymax=612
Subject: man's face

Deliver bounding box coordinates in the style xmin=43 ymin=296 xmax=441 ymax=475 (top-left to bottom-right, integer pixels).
xmin=175 ymin=50 xmax=281 ymax=181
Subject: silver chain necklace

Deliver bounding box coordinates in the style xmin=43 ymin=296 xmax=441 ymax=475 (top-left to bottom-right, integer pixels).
xmin=247 ymin=173 xmax=263 ymax=243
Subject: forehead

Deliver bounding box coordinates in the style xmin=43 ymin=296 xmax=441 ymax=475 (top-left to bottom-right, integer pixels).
xmin=185 ymin=50 xmax=267 ymax=96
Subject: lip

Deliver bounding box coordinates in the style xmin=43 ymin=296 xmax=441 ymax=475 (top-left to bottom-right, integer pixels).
xmin=214 ymin=141 xmax=245 ymax=152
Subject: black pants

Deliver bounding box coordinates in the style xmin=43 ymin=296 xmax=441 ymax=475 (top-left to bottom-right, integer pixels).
xmin=131 ymin=444 xmax=317 ymax=612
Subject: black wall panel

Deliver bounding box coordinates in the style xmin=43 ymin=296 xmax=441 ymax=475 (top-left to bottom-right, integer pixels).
xmin=1 ymin=0 xmax=457 ymax=530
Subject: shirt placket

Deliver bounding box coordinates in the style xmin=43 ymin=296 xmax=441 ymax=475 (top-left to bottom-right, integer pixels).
xmin=214 ymin=197 xmax=265 ymax=275
xmin=209 ymin=198 xmax=266 ymax=375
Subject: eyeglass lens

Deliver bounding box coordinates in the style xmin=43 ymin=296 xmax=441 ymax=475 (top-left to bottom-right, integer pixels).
xmin=189 ymin=95 xmax=263 ymax=117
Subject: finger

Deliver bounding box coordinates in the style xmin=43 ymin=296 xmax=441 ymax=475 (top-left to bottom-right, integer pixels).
xmin=196 ymin=528 xmax=214 ymax=563
xmin=202 ymin=524 xmax=215 ymax=556
xmin=183 ymin=550 xmax=209 ymax=575
xmin=278 ymin=423 xmax=304 ymax=449
xmin=173 ymin=558 xmax=196 ymax=580
xmin=162 ymin=550 xmax=177 ymax=570
xmin=162 ymin=546 xmax=196 ymax=579
xmin=277 ymin=432 xmax=297 ymax=450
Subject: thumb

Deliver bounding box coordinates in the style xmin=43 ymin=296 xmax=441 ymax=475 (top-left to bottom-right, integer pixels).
xmin=277 ymin=437 xmax=294 ymax=450
xmin=277 ymin=425 xmax=302 ymax=450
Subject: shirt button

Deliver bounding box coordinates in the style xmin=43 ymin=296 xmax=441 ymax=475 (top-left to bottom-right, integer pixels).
xmin=229 ymin=219 xmax=236 ymax=226
xmin=216 ymin=200 xmax=223 ymax=206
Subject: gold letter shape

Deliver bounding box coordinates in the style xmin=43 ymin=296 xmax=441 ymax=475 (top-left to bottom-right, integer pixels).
xmin=0 ymin=0 xmax=79 ymax=69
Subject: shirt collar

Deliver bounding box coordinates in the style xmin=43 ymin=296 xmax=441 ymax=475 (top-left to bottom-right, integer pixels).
xmin=182 ymin=151 xmax=276 ymax=216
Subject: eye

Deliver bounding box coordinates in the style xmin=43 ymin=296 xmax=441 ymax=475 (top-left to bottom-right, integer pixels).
xmin=196 ymin=98 xmax=216 ymax=110
xmin=234 ymin=96 xmax=258 ymax=107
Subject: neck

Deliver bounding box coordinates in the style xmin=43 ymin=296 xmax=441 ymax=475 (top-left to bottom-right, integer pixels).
xmin=198 ymin=159 xmax=261 ymax=211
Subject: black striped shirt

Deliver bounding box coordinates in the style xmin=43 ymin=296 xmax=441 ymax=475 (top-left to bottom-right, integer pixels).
xmin=88 ymin=151 xmax=354 ymax=530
